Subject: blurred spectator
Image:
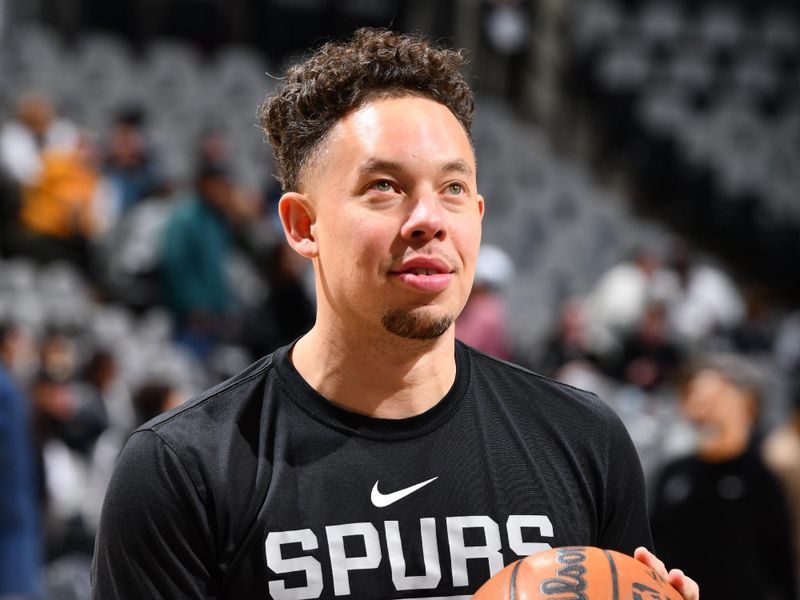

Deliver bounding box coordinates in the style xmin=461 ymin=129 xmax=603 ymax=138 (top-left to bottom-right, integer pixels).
xmin=666 ymin=246 xmax=745 ymax=347
xmin=160 ymin=164 xmax=243 ymax=359
xmin=0 ymin=92 xmax=80 ymax=258
xmin=0 ymin=321 xmax=38 ymax=383
xmin=650 ymin=355 xmax=797 ymax=600
xmin=456 ymin=243 xmax=514 ymax=360
xmin=730 ymin=283 xmax=778 ymax=355
xmin=0 ymin=92 xmax=78 ymax=187
xmin=32 ymin=332 xmax=107 ymax=560
xmin=611 ymin=302 xmax=683 ymax=393
xmin=584 ymin=246 xmax=677 ymax=354
xmin=131 ymin=381 xmax=184 ymax=427
xmin=38 ymin=332 xmax=78 ymax=385
xmin=0 ymin=323 xmax=42 ymax=599
xmin=763 ymin=379 xmax=800 ymax=584
xmin=32 ymin=370 xmax=105 ymax=560
xmin=14 ymin=134 xmax=118 ymax=271
xmin=196 ymin=127 xmax=232 ymax=173
xmin=80 ymin=350 xmax=131 ymax=433
xmin=102 ymin=107 xmax=162 ymax=214
xmin=82 ymin=380 xmax=183 ymax=534
xmin=243 ymin=242 xmax=314 ymax=358
xmin=535 ymin=297 xmax=598 ymax=377
xmin=99 ymin=180 xmax=176 ymax=308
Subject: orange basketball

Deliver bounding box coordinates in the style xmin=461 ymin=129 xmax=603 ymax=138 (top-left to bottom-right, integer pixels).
xmin=472 ymin=546 xmax=682 ymax=600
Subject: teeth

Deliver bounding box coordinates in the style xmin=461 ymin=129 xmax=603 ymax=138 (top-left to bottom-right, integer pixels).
xmin=411 ymin=268 xmax=434 ymax=275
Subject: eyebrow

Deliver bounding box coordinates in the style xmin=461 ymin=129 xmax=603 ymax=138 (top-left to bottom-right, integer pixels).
xmin=357 ymin=157 xmax=474 ymax=178
xmin=358 ymin=158 xmax=403 ymax=178
xmin=440 ymin=159 xmax=473 ymax=176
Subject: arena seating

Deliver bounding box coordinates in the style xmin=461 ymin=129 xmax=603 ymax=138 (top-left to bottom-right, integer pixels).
xmin=1 ymin=18 xmax=797 ymax=598
xmin=1 ymin=18 xmax=796 ymax=482
xmin=0 ymin=23 xmax=677 ymax=362
xmin=0 ymin=24 xmax=273 ymax=188
xmin=565 ymin=0 xmax=800 ymax=298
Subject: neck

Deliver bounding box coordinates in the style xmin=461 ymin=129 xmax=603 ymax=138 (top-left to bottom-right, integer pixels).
xmin=291 ymin=322 xmax=457 ymax=419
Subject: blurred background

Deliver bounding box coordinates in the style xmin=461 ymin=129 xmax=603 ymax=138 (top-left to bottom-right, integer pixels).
xmin=0 ymin=0 xmax=798 ymax=598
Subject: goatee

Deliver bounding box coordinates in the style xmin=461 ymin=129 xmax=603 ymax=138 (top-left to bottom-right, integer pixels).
xmin=381 ymin=309 xmax=453 ymax=340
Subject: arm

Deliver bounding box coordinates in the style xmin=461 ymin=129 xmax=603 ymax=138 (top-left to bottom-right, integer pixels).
xmin=91 ymin=430 xmax=217 ymax=599
xmin=598 ymin=411 xmax=699 ymax=598
xmin=597 ymin=409 xmax=654 ymax=555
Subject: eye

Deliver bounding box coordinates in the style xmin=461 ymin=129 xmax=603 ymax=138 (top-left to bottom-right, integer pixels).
xmin=446 ymin=182 xmax=464 ymax=195
xmin=373 ymin=180 xmax=394 ymax=193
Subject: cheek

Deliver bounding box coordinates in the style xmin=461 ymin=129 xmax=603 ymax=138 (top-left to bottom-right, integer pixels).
xmin=458 ymin=222 xmax=483 ymax=274
xmin=724 ymin=399 xmax=753 ymax=428
xmin=319 ymin=217 xmax=390 ymax=279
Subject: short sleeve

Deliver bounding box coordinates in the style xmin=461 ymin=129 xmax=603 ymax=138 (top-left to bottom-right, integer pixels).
xmin=91 ymin=429 xmax=217 ymax=599
xmin=597 ymin=412 xmax=654 ymax=555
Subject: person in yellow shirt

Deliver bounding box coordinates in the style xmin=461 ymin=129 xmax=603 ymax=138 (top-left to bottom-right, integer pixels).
xmin=16 ymin=135 xmax=114 ymax=269
xmin=20 ymin=135 xmax=101 ymax=239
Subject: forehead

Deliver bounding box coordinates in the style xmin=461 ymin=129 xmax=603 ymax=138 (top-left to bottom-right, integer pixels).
xmin=303 ymin=95 xmax=475 ymax=187
xmin=684 ymin=370 xmax=746 ymax=401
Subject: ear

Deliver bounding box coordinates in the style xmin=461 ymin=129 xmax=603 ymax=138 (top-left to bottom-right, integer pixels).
xmin=477 ymin=194 xmax=485 ymax=220
xmin=279 ymin=192 xmax=318 ymax=259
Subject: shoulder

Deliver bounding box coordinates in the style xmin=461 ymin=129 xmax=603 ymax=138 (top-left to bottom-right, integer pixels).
xmin=461 ymin=342 xmax=616 ymax=421
xmin=111 ymin=347 xmax=291 ymax=517
xmin=134 ymin=349 xmax=281 ymax=456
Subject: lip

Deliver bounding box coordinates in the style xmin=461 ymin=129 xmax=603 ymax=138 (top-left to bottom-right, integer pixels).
xmin=390 ymin=256 xmax=455 ymax=293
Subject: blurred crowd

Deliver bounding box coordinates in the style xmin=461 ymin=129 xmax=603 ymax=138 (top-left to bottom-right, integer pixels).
xmin=0 ymin=37 xmax=798 ymax=600
xmin=466 ymin=240 xmax=800 ymax=599
xmin=543 ymin=245 xmax=800 ymax=597
xmin=0 ymin=89 xmax=315 ymax=598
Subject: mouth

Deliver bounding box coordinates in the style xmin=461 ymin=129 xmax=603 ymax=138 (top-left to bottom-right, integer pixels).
xmin=403 ymin=267 xmax=446 ymax=276
xmin=390 ymin=256 xmax=455 ymax=293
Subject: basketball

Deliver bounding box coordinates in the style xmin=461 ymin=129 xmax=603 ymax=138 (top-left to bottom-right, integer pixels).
xmin=472 ymin=546 xmax=682 ymax=600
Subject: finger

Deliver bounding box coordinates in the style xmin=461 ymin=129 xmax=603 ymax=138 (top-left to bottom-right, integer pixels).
xmin=634 ymin=546 xmax=667 ymax=577
xmin=667 ymin=569 xmax=700 ymax=600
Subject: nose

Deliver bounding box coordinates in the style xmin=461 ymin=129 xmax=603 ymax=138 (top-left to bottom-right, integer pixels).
xmin=400 ymin=194 xmax=446 ymax=242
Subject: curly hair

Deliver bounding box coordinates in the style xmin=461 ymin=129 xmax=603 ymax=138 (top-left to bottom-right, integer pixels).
xmin=258 ymin=28 xmax=475 ymax=192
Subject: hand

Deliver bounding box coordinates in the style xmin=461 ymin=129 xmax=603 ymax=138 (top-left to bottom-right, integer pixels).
xmin=634 ymin=547 xmax=699 ymax=600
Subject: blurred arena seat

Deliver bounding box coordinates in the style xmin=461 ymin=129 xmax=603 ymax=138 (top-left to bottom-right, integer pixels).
xmin=0 ymin=21 xmax=684 ymax=376
xmin=566 ymin=0 xmax=800 ymax=299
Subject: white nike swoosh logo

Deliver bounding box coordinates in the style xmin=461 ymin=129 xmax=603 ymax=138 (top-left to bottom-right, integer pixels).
xmin=370 ymin=477 xmax=438 ymax=508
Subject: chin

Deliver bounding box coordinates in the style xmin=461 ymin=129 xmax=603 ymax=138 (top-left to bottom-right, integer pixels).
xmin=381 ymin=307 xmax=455 ymax=340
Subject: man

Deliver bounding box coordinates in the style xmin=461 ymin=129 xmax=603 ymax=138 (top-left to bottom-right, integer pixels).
xmin=92 ymin=29 xmax=698 ymax=599
xmin=160 ymin=164 xmax=237 ymax=358
xmin=651 ymin=356 xmax=795 ymax=600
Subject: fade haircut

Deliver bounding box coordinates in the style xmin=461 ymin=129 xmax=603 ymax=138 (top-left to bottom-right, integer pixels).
xmin=258 ymin=28 xmax=474 ymax=192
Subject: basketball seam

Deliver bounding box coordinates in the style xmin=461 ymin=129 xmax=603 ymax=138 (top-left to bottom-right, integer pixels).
xmin=509 ymin=559 xmax=523 ymax=600
xmin=602 ymin=549 xmax=620 ymax=600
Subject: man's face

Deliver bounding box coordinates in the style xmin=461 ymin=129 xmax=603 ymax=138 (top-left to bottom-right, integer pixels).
xmin=293 ymin=95 xmax=484 ymax=341
xmin=681 ymin=370 xmax=755 ymax=459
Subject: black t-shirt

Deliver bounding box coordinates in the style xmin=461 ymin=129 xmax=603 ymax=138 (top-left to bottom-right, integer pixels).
xmin=651 ymin=445 xmax=797 ymax=600
xmin=91 ymin=341 xmax=652 ymax=599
